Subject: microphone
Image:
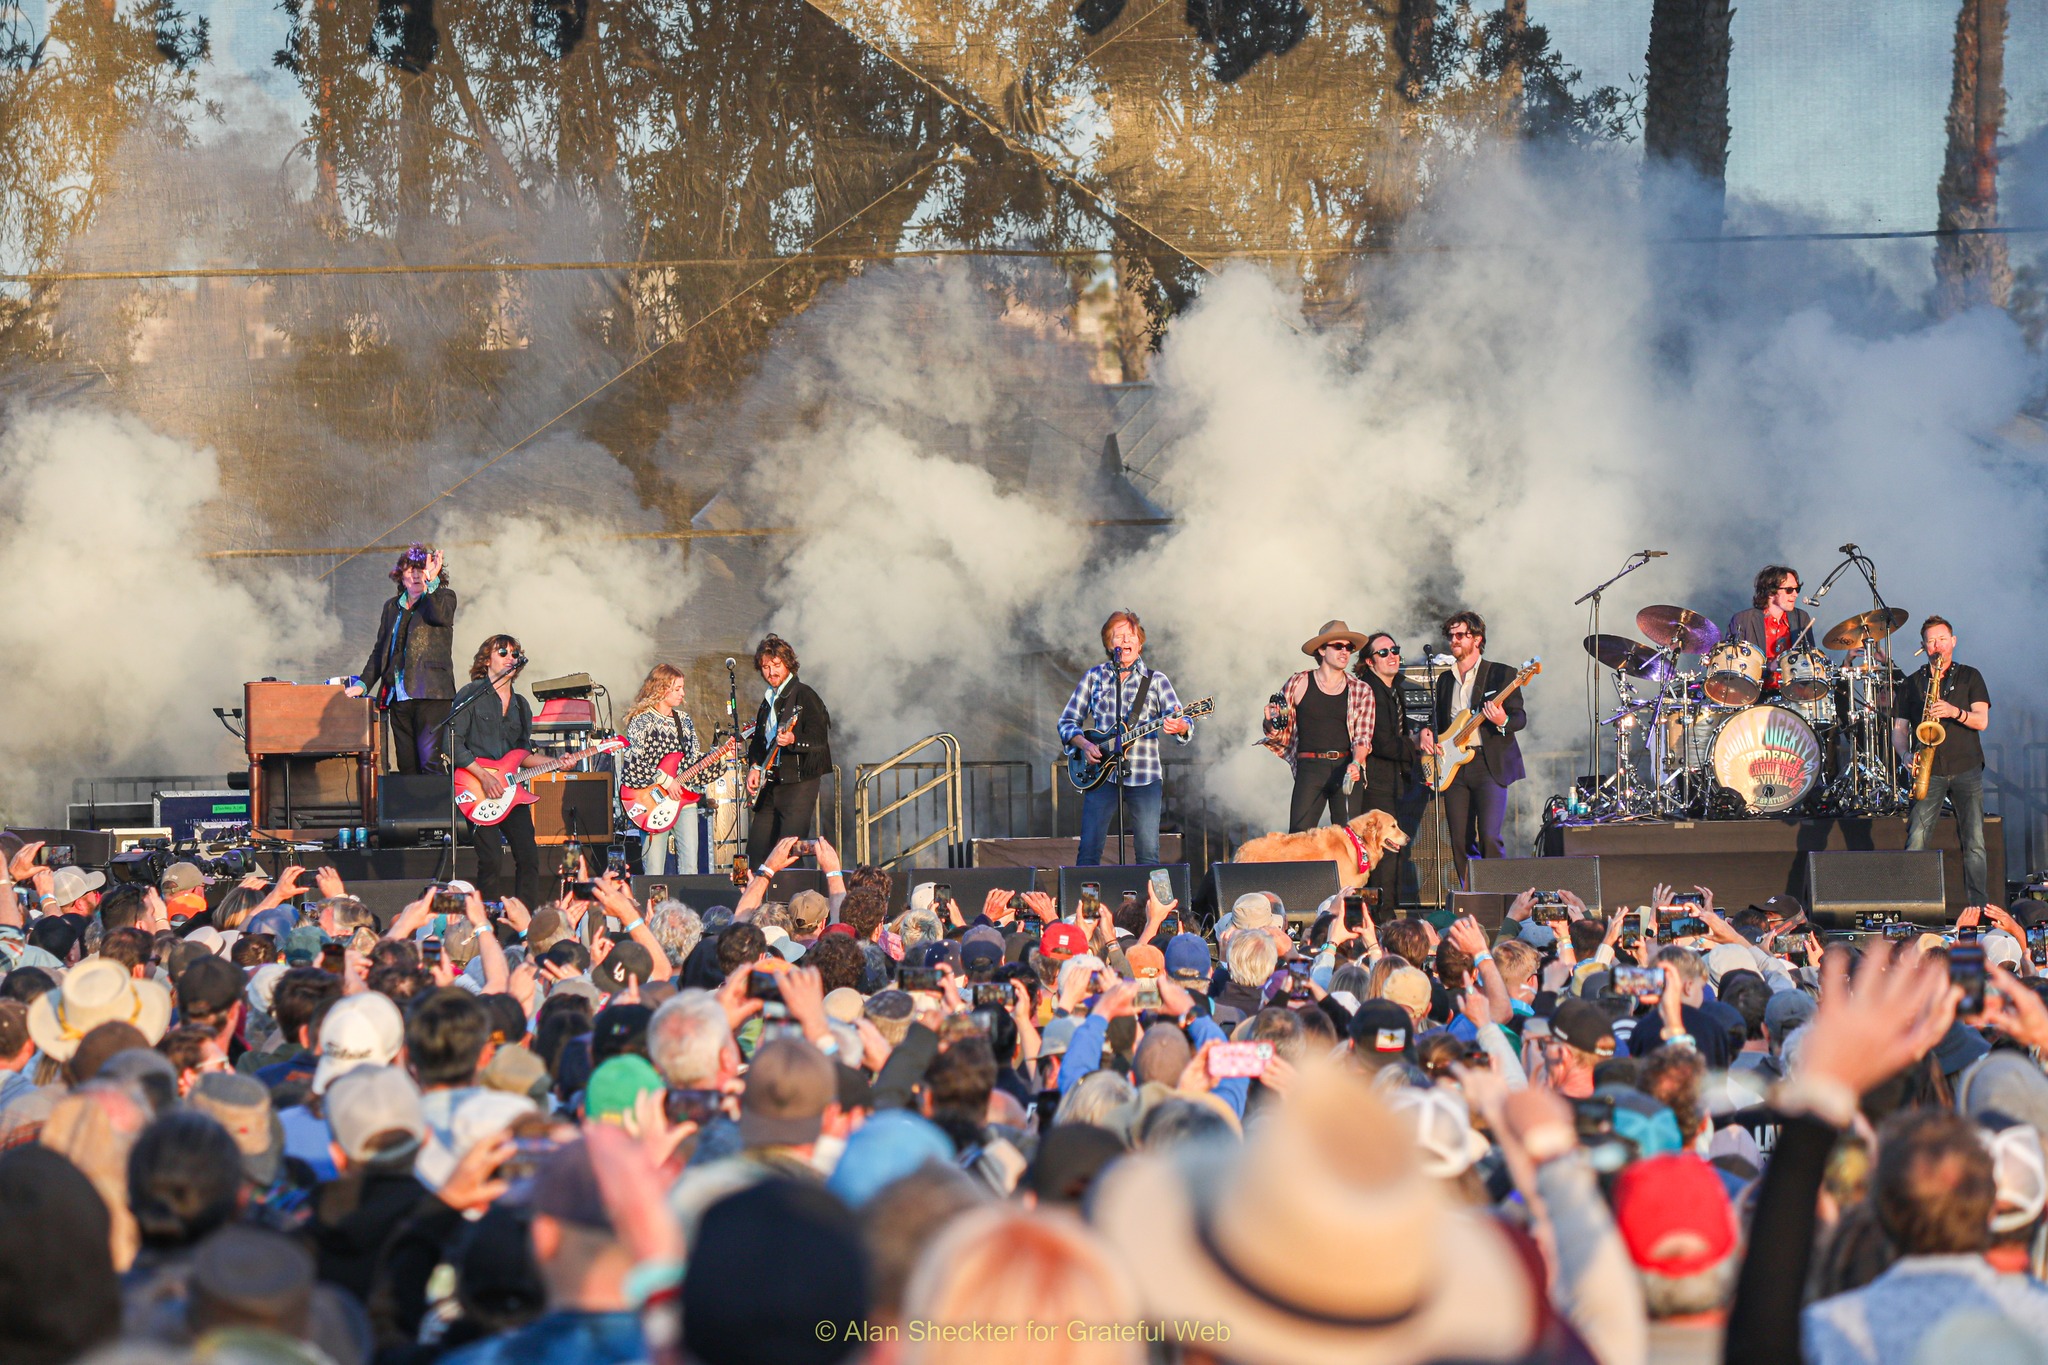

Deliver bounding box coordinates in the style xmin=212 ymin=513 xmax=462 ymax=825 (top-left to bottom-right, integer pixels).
xmin=1839 ymin=543 xmax=1858 ymax=555
xmin=512 ymin=652 xmax=528 ymax=667
xmin=725 ymin=657 xmax=737 ymax=669
xmin=1639 ymin=550 xmax=1669 ymax=558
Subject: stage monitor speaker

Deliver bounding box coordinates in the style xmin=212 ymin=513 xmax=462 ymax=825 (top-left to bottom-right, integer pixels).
xmin=628 ymin=870 xmax=824 ymax=913
xmin=1467 ymin=856 xmax=1603 ymax=913
xmin=1207 ymin=861 xmax=1342 ymax=924
xmin=377 ymin=774 xmax=452 ymax=842
xmin=889 ymin=866 xmax=1040 ymax=915
xmin=1451 ymin=892 xmax=1510 ymax=934
xmin=1058 ymin=865 xmax=1192 ymax=918
xmin=1806 ymin=850 xmax=1947 ymax=930
xmin=5 ymin=827 xmax=116 ymax=868
xmin=530 ymin=773 xmax=613 ymax=844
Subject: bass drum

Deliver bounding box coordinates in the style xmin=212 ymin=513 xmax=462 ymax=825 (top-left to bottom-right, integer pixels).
xmin=1710 ymin=705 xmax=1822 ymax=814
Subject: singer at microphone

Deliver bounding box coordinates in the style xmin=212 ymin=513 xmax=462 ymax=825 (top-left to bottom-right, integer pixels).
xmin=346 ymin=541 xmax=457 ymax=774
xmin=1726 ymin=564 xmax=1815 ymax=681
xmin=446 ymin=633 xmax=544 ymax=908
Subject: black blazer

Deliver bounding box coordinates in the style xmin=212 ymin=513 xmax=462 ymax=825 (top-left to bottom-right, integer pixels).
xmin=360 ymin=587 xmax=457 ymax=704
xmin=1725 ymin=606 xmax=1817 ymax=655
xmin=1432 ymin=659 xmax=1528 ymax=786
xmin=747 ymin=678 xmax=832 ymax=784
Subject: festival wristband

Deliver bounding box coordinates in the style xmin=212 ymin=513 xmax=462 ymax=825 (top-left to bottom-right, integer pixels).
xmin=624 ymin=1258 xmax=686 ymax=1312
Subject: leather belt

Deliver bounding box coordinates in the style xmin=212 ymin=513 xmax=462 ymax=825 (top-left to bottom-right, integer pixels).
xmin=1298 ymin=750 xmax=1349 ymax=760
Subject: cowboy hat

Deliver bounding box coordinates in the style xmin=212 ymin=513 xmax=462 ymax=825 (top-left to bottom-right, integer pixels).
xmin=27 ymin=959 xmax=173 ymax=1062
xmin=1093 ymin=1057 xmax=1534 ymax=1365
xmin=1301 ymin=620 xmax=1369 ymax=656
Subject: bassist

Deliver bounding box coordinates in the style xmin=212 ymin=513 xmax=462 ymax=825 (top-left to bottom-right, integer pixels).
xmin=621 ymin=663 xmax=702 ymax=876
xmin=743 ymin=635 xmax=832 ymax=869
xmin=448 ymin=634 xmax=543 ymax=908
xmin=1058 ymin=610 xmax=1193 ymax=866
xmin=1421 ymin=611 xmax=1526 ymax=886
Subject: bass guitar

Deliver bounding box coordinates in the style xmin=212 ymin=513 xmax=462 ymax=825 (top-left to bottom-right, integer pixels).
xmin=1422 ymin=658 xmax=1541 ymax=793
xmin=453 ymin=737 xmax=627 ymax=826
xmin=620 ymin=724 xmax=757 ymax=834
xmin=1066 ymin=698 xmax=1214 ymax=792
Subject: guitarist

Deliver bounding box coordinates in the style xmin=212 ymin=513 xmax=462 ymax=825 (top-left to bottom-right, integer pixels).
xmin=1059 ymin=610 xmax=1193 ymax=866
xmin=447 ymin=634 xmax=544 ymax=909
xmin=743 ymin=635 xmax=832 ymax=869
xmin=620 ymin=663 xmax=703 ymax=876
xmin=1421 ymin=611 xmax=1526 ymax=886
xmin=1265 ymin=619 xmax=1375 ymax=832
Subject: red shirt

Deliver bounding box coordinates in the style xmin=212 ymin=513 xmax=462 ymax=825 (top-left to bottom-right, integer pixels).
xmin=1763 ymin=612 xmax=1791 ymax=662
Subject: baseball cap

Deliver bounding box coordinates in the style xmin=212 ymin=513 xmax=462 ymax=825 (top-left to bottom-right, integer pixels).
xmin=592 ymin=941 xmax=656 ymax=994
xmin=1040 ymin=1014 xmax=1082 ymax=1058
xmin=527 ymin=907 xmax=573 ymax=954
xmin=919 ymin=940 xmax=962 ymax=973
xmin=311 ymin=991 xmax=406 ymax=1094
xmin=586 ymin=1054 xmax=665 ymax=1123
xmin=1550 ymin=998 xmax=1618 ymax=1056
xmin=740 ymin=1037 xmax=836 ymax=1147
xmin=1763 ymin=988 xmax=1816 ymax=1040
xmin=529 ymin=1139 xmax=612 ymax=1230
xmin=1230 ymin=893 xmax=1275 ymax=932
xmin=863 ymin=990 xmax=915 ymax=1046
xmin=160 ymin=862 xmax=206 ymax=897
xmin=324 ymin=1064 xmax=427 ymax=1166
xmin=1039 ymin=923 xmax=1088 ymax=962
xmin=822 ymin=988 xmax=866 ymax=1025
xmin=188 ymin=1072 xmax=285 ymax=1187
xmin=1611 ymin=1154 xmax=1738 ymax=1277
xmin=1983 ymin=930 xmax=2024 ymax=972
xmin=960 ymin=938 xmax=1004 ymax=978
xmin=1126 ymin=944 xmax=1166 ymax=979
xmin=1347 ymin=998 xmax=1413 ymax=1054
xmin=177 ymin=955 xmax=244 ymax=1018
xmin=47 ymin=866 xmax=106 ymax=909
xmin=1380 ymin=967 xmax=1433 ymax=1020
xmin=283 ymin=925 xmax=326 ymax=967
xmin=1756 ymin=894 xmax=1803 ymax=921
xmin=1164 ymin=932 xmax=1211 ymax=984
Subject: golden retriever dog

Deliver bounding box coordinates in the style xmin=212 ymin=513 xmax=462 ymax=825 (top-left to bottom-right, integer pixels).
xmin=1233 ymin=809 xmax=1409 ymax=890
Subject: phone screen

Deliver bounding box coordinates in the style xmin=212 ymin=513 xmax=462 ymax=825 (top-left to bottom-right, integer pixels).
xmin=1148 ymin=868 xmax=1174 ymax=904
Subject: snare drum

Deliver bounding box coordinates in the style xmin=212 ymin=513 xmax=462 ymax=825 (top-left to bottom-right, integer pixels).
xmin=1704 ymin=639 xmax=1764 ymax=706
xmin=1777 ymin=648 xmax=1831 ymax=703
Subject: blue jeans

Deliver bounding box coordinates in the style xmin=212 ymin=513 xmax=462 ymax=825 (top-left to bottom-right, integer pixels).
xmin=1078 ymin=779 xmax=1162 ymax=866
xmin=641 ymin=808 xmax=702 ymax=876
xmin=1906 ymin=765 xmax=1988 ymax=905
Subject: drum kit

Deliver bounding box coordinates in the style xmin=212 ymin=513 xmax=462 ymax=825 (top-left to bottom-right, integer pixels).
xmin=1582 ymin=604 xmax=1912 ymax=820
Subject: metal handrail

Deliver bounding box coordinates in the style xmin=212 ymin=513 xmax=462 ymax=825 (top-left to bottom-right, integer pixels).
xmin=855 ymin=734 xmax=964 ymax=866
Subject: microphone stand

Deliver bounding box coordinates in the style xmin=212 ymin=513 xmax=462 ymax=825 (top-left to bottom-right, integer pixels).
xmin=727 ymin=659 xmax=746 ymax=869
xmin=436 ymin=657 xmax=522 ymax=883
xmin=1423 ymin=645 xmax=1450 ymax=909
xmin=1573 ymin=552 xmax=1660 ymax=807
xmin=1111 ymin=647 xmax=1128 ymax=867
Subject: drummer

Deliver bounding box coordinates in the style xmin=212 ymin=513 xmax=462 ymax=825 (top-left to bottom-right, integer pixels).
xmin=1726 ymin=565 xmax=1816 ymax=690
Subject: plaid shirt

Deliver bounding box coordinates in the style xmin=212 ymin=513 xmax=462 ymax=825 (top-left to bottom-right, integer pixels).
xmin=1058 ymin=660 xmax=1192 ymax=787
xmin=1274 ymin=669 xmax=1376 ymax=778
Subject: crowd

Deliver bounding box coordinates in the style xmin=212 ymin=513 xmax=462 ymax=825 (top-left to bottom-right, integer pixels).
xmin=3 ymin=827 xmax=2048 ymax=1365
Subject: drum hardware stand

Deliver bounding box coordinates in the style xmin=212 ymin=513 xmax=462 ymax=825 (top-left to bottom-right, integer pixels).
xmin=1574 ymin=551 xmax=1664 ymax=808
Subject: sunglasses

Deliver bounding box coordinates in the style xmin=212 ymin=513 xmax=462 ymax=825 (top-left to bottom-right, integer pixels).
xmin=493 ymin=646 xmax=516 ymax=656
xmin=1324 ymin=643 xmax=1354 ymax=653
xmin=1369 ymin=646 xmax=1401 ymax=657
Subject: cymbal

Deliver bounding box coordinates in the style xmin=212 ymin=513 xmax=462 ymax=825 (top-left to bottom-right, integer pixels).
xmin=1583 ymin=633 xmax=1676 ymax=682
xmin=1635 ymin=605 xmax=1721 ymax=654
xmin=1823 ymin=607 xmax=1909 ymax=650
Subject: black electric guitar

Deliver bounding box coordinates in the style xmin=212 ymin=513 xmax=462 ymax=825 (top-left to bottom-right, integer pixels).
xmin=1066 ymin=697 xmax=1214 ymax=792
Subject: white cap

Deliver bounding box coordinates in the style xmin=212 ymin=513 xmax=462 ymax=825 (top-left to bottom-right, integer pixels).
xmin=324 ymin=1065 xmax=427 ymax=1165
xmin=1983 ymin=930 xmax=2024 ymax=972
xmin=1232 ymin=892 xmax=1276 ymax=931
xmin=47 ymin=866 xmax=107 ymax=908
xmin=414 ymin=1089 xmax=539 ymax=1191
xmin=1386 ymin=1087 xmax=1491 ymax=1178
xmin=312 ymin=992 xmax=406 ymax=1095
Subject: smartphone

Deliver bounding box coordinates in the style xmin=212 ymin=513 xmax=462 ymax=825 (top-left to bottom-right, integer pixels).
xmin=1134 ymin=978 xmax=1162 ymax=1009
xmin=484 ymin=900 xmax=505 ymax=915
xmin=1158 ymin=913 xmax=1181 ymax=940
xmin=1532 ymin=901 xmax=1569 ymax=925
xmin=933 ymin=884 xmax=951 ymax=905
xmin=1883 ymin=922 xmax=1916 ymax=942
xmin=2029 ymin=928 xmax=2048 ymax=968
xmin=1207 ymin=1041 xmax=1274 ymax=1079
xmin=568 ymin=881 xmax=598 ymax=903
xmin=899 ymin=966 xmax=943 ymax=993
xmin=1286 ymin=965 xmax=1313 ymax=1002
xmin=1007 ymin=891 xmax=1030 ymax=914
xmin=1571 ymin=1096 xmax=1616 ymax=1139
xmin=1950 ymin=942 xmax=1987 ymax=1016
xmin=793 ymin=841 xmax=817 ymax=857
xmin=1612 ymin=964 xmax=1663 ymax=996
xmin=1079 ymin=882 xmax=1101 ymax=915
xmin=1148 ymin=868 xmax=1175 ymax=904
xmin=606 ymin=849 xmax=630 ymax=879
xmin=1342 ymin=892 xmax=1366 ymax=931
xmin=422 ymin=938 xmax=443 ymax=964
xmin=972 ymin=983 xmax=1012 ymax=1010
xmin=431 ymin=887 xmax=466 ymax=917
xmin=38 ymin=844 xmax=75 ymax=869
xmin=744 ymin=969 xmax=783 ymax=1003
xmin=1956 ymin=922 xmax=1980 ymax=943
xmin=647 ymin=884 xmax=670 ymax=906
xmin=664 ymin=1088 xmax=725 ymax=1127
xmin=319 ymin=942 xmax=346 ymax=973
xmin=1666 ymin=916 xmax=1708 ymax=939
xmin=1637 ymin=905 xmax=1656 ymax=940
xmin=1018 ymin=915 xmax=1045 ymax=938
xmin=1670 ymin=891 xmax=1706 ymax=908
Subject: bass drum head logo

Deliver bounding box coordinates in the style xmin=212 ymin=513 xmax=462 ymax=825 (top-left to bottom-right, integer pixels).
xmin=1711 ymin=705 xmax=1820 ymax=814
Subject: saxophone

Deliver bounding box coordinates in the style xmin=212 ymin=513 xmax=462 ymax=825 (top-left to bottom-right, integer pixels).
xmin=1910 ymin=656 xmax=1949 ymax=801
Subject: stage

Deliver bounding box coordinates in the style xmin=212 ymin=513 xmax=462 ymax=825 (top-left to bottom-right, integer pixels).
xmin=1542 ymin=814 xmax=2002 ymax=914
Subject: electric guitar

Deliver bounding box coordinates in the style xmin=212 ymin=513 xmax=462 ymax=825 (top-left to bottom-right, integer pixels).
xmin=453 ymin=737 xmax=627 ymax=826
xmin=749 ymin=705 xmax=805 ymax=787
xmin=620 ymin=724 xmax=757 ymax=833
xmin=1066 ymin=698 xmax=1215 ymax=792
xmin=1422 ymin=658 xmax=1541 ymax=793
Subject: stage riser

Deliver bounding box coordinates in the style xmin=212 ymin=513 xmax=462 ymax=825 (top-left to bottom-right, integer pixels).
xmin=1546 ymin=816 xmax=2001 ymax=913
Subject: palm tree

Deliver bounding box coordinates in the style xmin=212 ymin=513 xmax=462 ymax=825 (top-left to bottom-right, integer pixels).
xmin=1643 ymin=0 xmax=1733 ymax=232
xmin=1934 ymin=0 xmax=2010 ymax=316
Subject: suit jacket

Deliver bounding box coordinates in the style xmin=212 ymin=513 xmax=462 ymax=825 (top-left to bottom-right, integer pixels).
xmin=747 ymin=678 xmax=832 ymax=784
xmin=360 ymin=587 xmax=457 ymax=703
xmin=1432 ymin=659 xmax=1528 ymax=786
xmin=1725 ymin=607 xmax=1817 ymax=656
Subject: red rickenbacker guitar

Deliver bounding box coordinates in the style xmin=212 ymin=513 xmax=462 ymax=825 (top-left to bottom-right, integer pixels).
xmin=453 ymin=737 xmax=626 ymax=826
xmin=620 ymin=724 xmax=757 ymax=834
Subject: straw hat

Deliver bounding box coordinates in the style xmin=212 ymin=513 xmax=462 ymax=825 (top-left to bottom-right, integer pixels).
xmin=1301 ymin=620 xmax=1369 ymax=657
xmin=27 ymin=959 xmax=172 ymax=1062
xmin=1094 ymin=1058 xmax=1533 ymax=1365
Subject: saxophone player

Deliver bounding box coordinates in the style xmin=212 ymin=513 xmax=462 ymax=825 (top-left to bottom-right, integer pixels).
xmin=1893 ymin=616 xmax=1991 ymax=905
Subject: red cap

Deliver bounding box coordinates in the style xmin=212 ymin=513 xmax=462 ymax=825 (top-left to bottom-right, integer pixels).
xmin=1039 ymin=922 xmax=1089 ymax=962
xmin=818 ymin=923 xmax=856 ymax=941
xmin=1611 ymin=1154 xmax=1737 ymax=1277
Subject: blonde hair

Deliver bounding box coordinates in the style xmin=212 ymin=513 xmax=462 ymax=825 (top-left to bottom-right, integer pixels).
xmin=1491 ymin=938 xmax=1539 ymax=990
xmin=903 ymin=1206 xmax=1144 ymax=1365
xmin=622 ymin=663 xmax=687 ymax=725
xmin=1362 ymin=954 xmax=1411 ymax=1001
xmin=1225 ymin=930 xmax=1278 ymax=988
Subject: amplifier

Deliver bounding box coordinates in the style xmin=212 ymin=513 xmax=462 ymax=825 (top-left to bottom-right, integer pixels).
xmin=153 ymin=790 xmax=253 ymax=844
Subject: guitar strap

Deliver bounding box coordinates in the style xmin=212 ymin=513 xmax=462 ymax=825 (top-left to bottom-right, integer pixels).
xmin=1121 ymin=667 xmax=1156 ymax=742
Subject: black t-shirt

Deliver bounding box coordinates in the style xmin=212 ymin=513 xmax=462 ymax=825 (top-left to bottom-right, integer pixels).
xmin=1363 ymin=671 xmax=1413 ymax=765
xmin=1894 ymin=662 xmax=1988 ymax=776
xmin=1294 ymin=675 xmax=1350 ymax=755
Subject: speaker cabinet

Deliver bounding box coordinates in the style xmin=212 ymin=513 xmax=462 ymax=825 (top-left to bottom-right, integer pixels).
xmin=530 ymin=773 xmax=614 ymax=844
xmin=1806 ymin=850 xmax=1947 ymax=930
xmin=1207 ymin=860 xmax=1343 ymax=924
xmin=1057 ymin=865 xmax=1192 ymax=919
xmin=888 ymin=866 xmax=1041 ymax=915
xmin=376 ymin=773 xmax=453 ymax=842
xmin=1468 ymin=856 xmax=1603 ymax=913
